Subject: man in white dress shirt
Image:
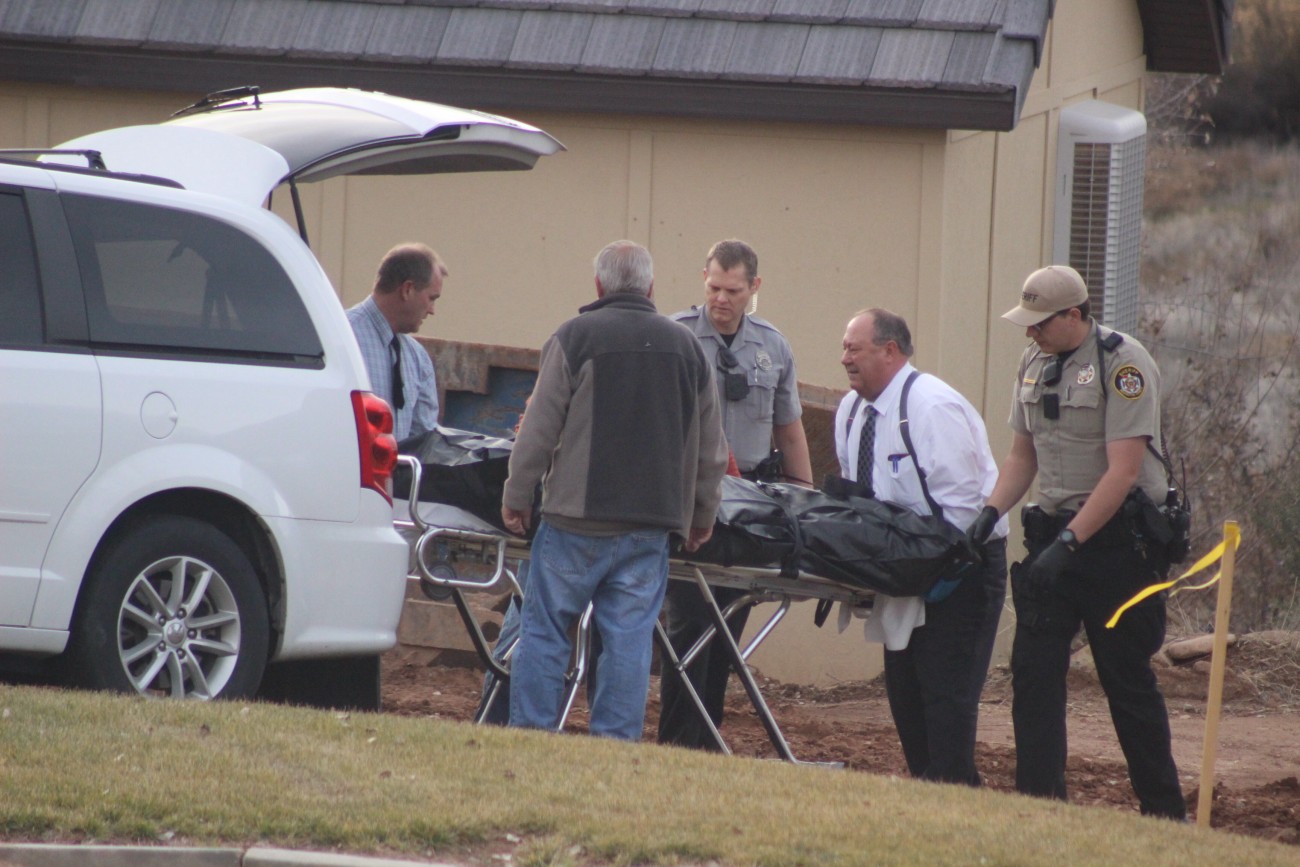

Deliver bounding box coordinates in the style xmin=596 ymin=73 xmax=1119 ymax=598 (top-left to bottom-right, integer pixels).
xmin=834 ymin=308 xmax=1008 ymax=784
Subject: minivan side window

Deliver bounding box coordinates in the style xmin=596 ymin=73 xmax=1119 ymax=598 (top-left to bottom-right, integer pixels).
xmin=0 ymin=191 xmax=43 ymax=347
xmin=62 ymin=193 xmax=324 ymax=363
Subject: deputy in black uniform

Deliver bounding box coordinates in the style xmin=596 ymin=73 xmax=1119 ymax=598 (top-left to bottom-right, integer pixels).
xmin=970 ymin=265 xmax=1186 ymax=819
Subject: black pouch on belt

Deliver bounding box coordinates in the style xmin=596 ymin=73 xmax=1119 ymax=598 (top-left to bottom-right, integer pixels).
xmin=1126 ymin=487 xmax=1192 ymax=563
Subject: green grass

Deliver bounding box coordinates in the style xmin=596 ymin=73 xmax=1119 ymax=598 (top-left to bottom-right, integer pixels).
xmin=0 ymin=684 xmax=1294 ymax=866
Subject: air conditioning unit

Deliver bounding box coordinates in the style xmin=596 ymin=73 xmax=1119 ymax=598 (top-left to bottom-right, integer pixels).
xmin=1052 ymin=101 xmax=1146 ymax=334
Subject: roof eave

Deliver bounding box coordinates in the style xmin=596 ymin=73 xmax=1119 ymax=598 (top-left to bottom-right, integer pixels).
xmin=0 ymin=43 xmax=1023 ymax=132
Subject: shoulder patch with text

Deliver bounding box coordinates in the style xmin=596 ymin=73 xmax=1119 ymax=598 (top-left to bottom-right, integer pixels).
xmin=1112 ymin=365 xmax=1145 ymax=399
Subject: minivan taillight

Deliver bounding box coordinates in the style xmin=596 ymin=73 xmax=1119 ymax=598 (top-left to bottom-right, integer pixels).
xmin=352 ymin=391 xmax=398 ymax=504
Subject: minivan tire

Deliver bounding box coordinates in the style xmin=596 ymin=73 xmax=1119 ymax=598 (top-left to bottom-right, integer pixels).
xmin=65 ymin=516 xmax=270 ymax=700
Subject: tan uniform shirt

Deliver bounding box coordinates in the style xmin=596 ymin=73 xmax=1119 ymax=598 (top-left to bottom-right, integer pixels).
xmin=1009 ymin=321 xmax=1168 ymax=514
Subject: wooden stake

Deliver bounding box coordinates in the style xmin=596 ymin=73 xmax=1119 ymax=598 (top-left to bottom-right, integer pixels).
xmin=1196 ymin=521 xmax=1238 ymax=828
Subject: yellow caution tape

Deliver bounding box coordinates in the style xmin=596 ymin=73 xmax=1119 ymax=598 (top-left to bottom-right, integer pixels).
xmin=1105 ymin=524 xmax=1241 ymax=629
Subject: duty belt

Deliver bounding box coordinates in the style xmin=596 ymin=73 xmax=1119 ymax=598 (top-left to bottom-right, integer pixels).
xmin=1021 ymin=503 xmax=1136 ymax=548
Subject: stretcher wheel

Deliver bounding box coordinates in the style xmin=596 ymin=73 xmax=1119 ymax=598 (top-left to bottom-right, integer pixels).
xmin=419 ymin=559 xmax=457 ymax=601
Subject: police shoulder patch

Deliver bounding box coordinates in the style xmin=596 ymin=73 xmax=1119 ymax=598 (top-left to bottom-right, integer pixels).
xmin=1113 ymin=364 xmax=1145 ymax=399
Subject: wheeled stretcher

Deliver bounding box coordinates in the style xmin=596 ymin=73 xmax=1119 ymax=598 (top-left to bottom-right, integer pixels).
xmin=393 ymin=456 xmax=875 ymax=764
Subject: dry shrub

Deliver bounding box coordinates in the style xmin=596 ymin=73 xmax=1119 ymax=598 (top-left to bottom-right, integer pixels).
xmin=1230 ymin=631 xmax=1300 ymax=706
xmin=1141 ymin=138 xmax=1300 ymax=633
xmin=1143 ymin=144 xmax=1234 ymax=218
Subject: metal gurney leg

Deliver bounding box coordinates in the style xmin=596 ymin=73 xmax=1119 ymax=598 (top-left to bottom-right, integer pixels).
xmin=657 ymin=560 xmax=874 ymax=765
xmin=396 ymin=456 xmax=526 ymax=723
xmin=656 ymin=565 xmax=799 ymax=761
xmin=654 ymin=586 xmax=791 ymax=756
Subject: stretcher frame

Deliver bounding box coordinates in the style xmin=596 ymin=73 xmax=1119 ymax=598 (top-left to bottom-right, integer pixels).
xmin=394 ymin=456 xmax=874 ymax=764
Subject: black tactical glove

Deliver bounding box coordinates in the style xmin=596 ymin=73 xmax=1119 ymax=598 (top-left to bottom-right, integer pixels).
xmin=967 ymin=506 xmax=999 ymax=548
xmin=1026 ymin=537 xmax=1072 ymax=595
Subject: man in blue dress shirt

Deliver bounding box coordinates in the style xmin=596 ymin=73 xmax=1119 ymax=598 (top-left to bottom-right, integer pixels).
xmin=347 ymin=242 xmax=446 ymax=441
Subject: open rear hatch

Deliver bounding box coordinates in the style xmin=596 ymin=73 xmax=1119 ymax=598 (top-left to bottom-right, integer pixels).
xmin=47 ymin=86 xmax=564 ymax=237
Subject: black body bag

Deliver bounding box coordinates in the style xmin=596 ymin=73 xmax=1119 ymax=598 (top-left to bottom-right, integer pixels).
xmin=677 ymin=475 xmax=801 ymax=573
xmin=679 ymin=476 xmax=975 ymax=596
xmin=774 ymin=480 xmax=975 ymax=597
xmin=394 ymin=426 xmax=519 ymax=532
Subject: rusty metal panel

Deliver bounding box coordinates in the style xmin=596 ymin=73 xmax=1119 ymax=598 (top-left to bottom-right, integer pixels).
xmin=414 ymin=338 xmax=540 ymax=437
xmin=443 ymin=367 xmax=537 ymax=437
xmin=419 ymin=338 xmax=539 ymax=393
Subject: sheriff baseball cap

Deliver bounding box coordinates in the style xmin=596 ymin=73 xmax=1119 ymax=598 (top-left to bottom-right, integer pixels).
xmin=1002 ymin=265 xmax=1089 ymax=327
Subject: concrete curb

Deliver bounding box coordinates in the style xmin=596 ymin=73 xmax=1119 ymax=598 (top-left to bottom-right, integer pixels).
xmin=0 ymin=844 xmax=461 ymax=867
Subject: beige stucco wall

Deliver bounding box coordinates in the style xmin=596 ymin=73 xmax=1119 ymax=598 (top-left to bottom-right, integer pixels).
xmin=0 ymin=0 xmax=1154 ymax=687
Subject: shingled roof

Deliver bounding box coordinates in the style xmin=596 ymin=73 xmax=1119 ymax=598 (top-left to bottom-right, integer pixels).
xmin=0 ymin=0 xmax=1232 ymax=132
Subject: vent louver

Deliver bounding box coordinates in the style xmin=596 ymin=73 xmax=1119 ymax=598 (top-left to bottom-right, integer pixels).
xmin=1053 ymin=102 xmax=1146 ymax=334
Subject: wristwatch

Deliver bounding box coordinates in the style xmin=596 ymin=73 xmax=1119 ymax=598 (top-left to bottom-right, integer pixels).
xmin=1057 ymin=528 xmax=1081 ymax=552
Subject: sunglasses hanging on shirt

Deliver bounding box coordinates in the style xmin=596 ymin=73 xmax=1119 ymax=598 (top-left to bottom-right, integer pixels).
xmin=717 ymin=346 xmax=750 ymax=401
xmin=1042 ymin=355 xmax=1063 ymax=387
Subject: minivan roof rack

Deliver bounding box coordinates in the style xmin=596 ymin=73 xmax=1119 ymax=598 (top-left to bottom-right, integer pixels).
xmin=0 ymin=148 xmax=106 ymax=170
xmin=0 ymin=152 xmax=183 ymax=189
xmin=172 ymin=85 xmax=262 ymax=119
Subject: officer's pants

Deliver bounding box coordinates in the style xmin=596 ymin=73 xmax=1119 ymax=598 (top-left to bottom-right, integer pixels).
xmin=1011 ymin=530 xmax=1186 ymax=819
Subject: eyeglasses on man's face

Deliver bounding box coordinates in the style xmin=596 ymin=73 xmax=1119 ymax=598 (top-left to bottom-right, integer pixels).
xmin=1029 ymin=309 xmax=1069 ymax=333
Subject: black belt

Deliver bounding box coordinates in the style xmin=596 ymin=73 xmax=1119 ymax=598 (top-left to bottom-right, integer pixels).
xmin=1022 ymin=503 xmax=1135 ymax=548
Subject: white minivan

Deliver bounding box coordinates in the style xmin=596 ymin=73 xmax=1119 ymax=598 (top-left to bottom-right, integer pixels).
xmin=0 ymin=87 xmax=561 ymax=705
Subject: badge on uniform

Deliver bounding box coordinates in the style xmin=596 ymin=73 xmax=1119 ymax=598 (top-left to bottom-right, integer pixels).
xmin=755 ymin=350 xmax=772 ymax=371
xmin=1076 ymin=363 xmax=1095 ymax=386
xmin=1113 ymin=365 xmax=1145 ymax=399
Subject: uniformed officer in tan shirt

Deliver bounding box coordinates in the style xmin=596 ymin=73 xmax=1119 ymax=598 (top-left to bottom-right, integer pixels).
xmin=968 ymin=265 xmax=1186 ymax=820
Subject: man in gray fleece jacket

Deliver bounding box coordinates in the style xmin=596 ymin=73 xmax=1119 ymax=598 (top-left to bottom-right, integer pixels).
xmin=501 ymin=240 xmax=728 ymax=740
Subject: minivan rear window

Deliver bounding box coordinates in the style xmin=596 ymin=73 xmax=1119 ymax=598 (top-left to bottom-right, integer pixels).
xmin=0 ymin=191 xmax=43 ymax=347
xmin=63 ymin=194 xmax=323 ymax=362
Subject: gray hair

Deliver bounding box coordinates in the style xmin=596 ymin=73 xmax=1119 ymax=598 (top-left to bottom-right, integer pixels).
xmin=860 ymin=307 xmax=914 ymax=357
xmin=594 ymin=240 xmax=653 ymax=295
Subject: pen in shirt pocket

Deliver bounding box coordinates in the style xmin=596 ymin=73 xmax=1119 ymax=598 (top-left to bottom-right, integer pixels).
xmin=887 ymin=453 xmax=908 ymax=472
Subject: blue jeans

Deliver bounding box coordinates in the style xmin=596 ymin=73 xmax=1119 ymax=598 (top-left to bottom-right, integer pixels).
xmin=509 ymin=521 xmax=669 ymax=741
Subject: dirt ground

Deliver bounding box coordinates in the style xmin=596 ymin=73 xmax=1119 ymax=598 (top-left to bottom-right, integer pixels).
xmin=380 ymin=630 xmax=1300 ymax=848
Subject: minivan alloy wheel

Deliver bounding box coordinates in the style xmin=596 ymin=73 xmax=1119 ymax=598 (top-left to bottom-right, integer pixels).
xmin=67 ymin=516 xmax=269 ymax=700
xmin=119 ymin=553 xmax=243 ymax=698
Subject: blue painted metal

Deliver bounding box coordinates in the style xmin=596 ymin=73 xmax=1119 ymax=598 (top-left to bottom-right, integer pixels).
xmin=442 ymin=367 xmax=537 ymax=438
